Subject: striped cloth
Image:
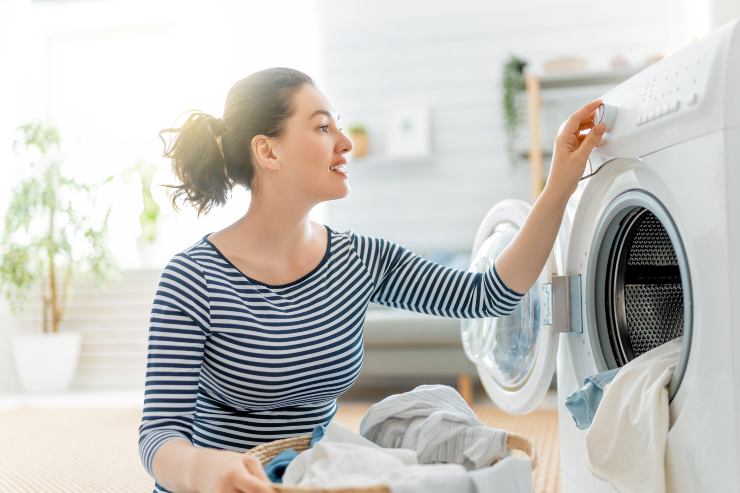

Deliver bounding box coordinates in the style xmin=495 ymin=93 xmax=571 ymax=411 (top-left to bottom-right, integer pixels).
xmin=138 ymin=224 xmax=526 ymax=492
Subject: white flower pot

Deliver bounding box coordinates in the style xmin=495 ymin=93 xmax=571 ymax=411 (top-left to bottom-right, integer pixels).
xmin=136 ymin=237 xmax=159 ymax=268
xmin=11 ymin=331 xmax=82 ymax=393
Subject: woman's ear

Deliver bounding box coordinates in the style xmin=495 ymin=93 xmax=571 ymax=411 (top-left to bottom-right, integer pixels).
xmin=251 ymin=134 xmax=281 ymax=172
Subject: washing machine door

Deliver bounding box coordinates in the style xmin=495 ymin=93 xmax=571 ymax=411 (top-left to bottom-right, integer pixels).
xmin=461 ymin=198 xmax=571 ymax=415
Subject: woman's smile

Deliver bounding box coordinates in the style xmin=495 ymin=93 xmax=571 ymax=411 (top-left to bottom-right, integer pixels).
xmin=330 ymin=164 xmax=348 ymax=178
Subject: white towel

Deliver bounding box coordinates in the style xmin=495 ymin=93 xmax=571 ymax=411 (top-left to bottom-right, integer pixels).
xmin=585 ymin=337 xmax=683 ymax=493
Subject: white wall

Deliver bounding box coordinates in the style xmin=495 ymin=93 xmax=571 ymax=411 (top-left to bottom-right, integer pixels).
xmin=316 ymin=0 xmax=699 ymax=255
xmin=709 ymin=0 xmax=740 ymax=30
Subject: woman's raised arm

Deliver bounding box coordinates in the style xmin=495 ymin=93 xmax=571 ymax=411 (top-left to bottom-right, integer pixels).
xmin=495 ymin=99 xmax=606 ymax=294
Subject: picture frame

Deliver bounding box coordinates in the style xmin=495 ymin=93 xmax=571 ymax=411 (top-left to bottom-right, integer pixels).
xmin=386 ymin=106 xmax=430 ymax=157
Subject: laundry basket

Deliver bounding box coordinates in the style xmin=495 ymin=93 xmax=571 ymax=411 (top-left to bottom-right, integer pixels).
xmin=245 ymin=432 xmax=538 ymax=492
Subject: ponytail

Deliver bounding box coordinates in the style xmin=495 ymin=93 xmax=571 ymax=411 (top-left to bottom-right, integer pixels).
xmin=160 ymin=111 xmax=230 ymax=217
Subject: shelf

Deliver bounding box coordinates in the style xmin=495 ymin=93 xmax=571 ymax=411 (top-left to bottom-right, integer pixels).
xmin=525 ymin=63 xmax=652 ymax=89
xmin=518 ymin=150 xmax=552 ymax=159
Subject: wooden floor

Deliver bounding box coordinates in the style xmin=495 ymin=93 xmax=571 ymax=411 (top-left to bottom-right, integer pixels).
xmin=0 ymin=399 xmax=560 ymax=492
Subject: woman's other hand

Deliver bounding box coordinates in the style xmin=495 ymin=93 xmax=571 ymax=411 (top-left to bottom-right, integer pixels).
xmin=544 ymin=99 xmax=606 ymax=201
xmin=190 ymin=448 xmax=276 ymax=493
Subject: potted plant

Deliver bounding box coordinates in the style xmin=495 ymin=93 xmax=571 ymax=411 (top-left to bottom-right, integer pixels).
xmin=122 ymin=160 xmax=162 ymax=267
xmin=501 ymin=55 xmax=528 ymax=168
xmin=347 ymin=124 xmax=369 ymax=158
xmin=0 ymin=121 xmax=118 ymax=393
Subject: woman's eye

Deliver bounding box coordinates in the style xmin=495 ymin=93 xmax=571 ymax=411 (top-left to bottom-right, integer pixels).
xmin=319 ymin=124 xmax=329 ymax=133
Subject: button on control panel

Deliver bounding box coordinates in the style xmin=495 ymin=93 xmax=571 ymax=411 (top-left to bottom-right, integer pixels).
xmin=636 ymin=93 xmax=698 ymax=126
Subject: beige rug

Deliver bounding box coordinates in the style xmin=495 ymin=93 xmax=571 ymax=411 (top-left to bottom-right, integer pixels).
xmin=0 ymin=403 xmax=559 ymax=492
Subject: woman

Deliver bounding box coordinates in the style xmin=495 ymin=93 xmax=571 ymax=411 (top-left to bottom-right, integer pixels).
xmin=138 ymin=67 xmax=605 ymax=493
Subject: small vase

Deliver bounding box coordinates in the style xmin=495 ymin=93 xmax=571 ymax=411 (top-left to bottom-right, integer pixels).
xmin=11 ymin=330 xmax=82 ymax=393
xmin=349 ymin=132 xmax=369 ymax=158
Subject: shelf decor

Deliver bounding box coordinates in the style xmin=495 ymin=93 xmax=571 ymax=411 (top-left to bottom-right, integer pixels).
xmin=501 ymin=55 xmax=528 ymax=168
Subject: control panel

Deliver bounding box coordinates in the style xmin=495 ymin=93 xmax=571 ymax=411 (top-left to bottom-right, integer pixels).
xmin=586 ymin=23 xmax=730 ymax=173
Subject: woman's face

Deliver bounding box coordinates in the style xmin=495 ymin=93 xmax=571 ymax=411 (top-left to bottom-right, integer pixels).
xmin=271 ymin=84 xmax=353 ymax=204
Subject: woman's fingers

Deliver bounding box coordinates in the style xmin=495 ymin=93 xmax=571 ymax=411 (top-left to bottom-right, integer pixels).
xmin=573 ymin=123 xmax=606 ymax=162
xmin=576 ymin=119 xmax=596 ymax=140
xmin=225 ymin=455 xmax=275 ymax=493
xmin=242 ymin=455 xmax=270 ymax=481
xmin=560 ymin=106 xmax=600 ymax=150
xmin=578 ymin=116 xmax=596 ymax=132
xmin=560 ymin=100 xmax=603 ymax=137
xmin=232 ymin=474 xmax=276 ymax=493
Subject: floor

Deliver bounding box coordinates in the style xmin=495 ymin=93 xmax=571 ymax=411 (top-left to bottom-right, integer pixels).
xmin=0 ymin=388 xmax=561 ymax=492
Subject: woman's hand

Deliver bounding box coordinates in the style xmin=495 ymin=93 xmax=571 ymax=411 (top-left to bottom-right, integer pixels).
xmin=190 ymin=448 xmax=276 ymax=493
xmin=544 ymin=99 xmax=606 ymax=201
xmin=493 ymin=99 xmax=607 ymax=295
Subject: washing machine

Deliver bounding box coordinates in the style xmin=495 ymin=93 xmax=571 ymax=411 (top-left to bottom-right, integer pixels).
xmin=461 ymin=17 xmax=740 ymax=492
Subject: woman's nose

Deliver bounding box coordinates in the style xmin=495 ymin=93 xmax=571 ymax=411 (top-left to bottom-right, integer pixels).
xmin=338 ymin=130 xmax=354 ymax=154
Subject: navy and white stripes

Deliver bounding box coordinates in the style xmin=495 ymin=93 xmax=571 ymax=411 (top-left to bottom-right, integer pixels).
xmin=138 ymin=224 xmax=525 ymax=492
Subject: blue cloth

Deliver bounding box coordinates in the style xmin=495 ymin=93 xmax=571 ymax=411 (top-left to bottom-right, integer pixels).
xmin=564 ymin=367 xmax=621 ymax=430
xmin=265 ymin=422 xmax=328 ymax=483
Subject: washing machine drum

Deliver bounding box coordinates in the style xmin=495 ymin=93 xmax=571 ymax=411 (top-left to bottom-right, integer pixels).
xmin=603 ymin=211 xmax=684 ymax=363
xmin=593 ymin=193 xmax=692 ymax=399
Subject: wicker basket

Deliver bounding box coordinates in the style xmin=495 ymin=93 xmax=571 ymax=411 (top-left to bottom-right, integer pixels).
xmin=246 ymin=432 xmax=538 ymax=492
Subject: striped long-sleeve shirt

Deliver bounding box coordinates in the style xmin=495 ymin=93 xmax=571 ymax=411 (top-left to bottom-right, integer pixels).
xmin=138 ymin=224 xmax=525 ymax=492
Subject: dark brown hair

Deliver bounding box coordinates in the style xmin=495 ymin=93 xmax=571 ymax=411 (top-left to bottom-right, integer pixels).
xmin=159 ymin=67 xmax=314 ymax=216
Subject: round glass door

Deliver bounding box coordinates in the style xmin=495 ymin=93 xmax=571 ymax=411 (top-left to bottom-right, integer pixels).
xmin=462 ymin=199 xmax=565 ymax=414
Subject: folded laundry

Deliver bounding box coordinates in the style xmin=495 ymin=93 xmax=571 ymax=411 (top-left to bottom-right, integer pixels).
xmin=359 ymin=384 xmax=510 ymax=470
xmin=564 ymin=367 xmax=621 ymax=430
xmin=585 ymin=337 xmax=683 ymax=493
xmin=282 ymin=421 xmax=532 ymax=493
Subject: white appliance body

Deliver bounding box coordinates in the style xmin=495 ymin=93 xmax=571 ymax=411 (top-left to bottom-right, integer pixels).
xmin=464 ymin=18 xmax=740 ymax=492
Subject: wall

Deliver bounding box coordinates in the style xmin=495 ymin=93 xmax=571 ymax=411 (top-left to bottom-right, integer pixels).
xmin=315 ymin=0 xmax=693 ymax=255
